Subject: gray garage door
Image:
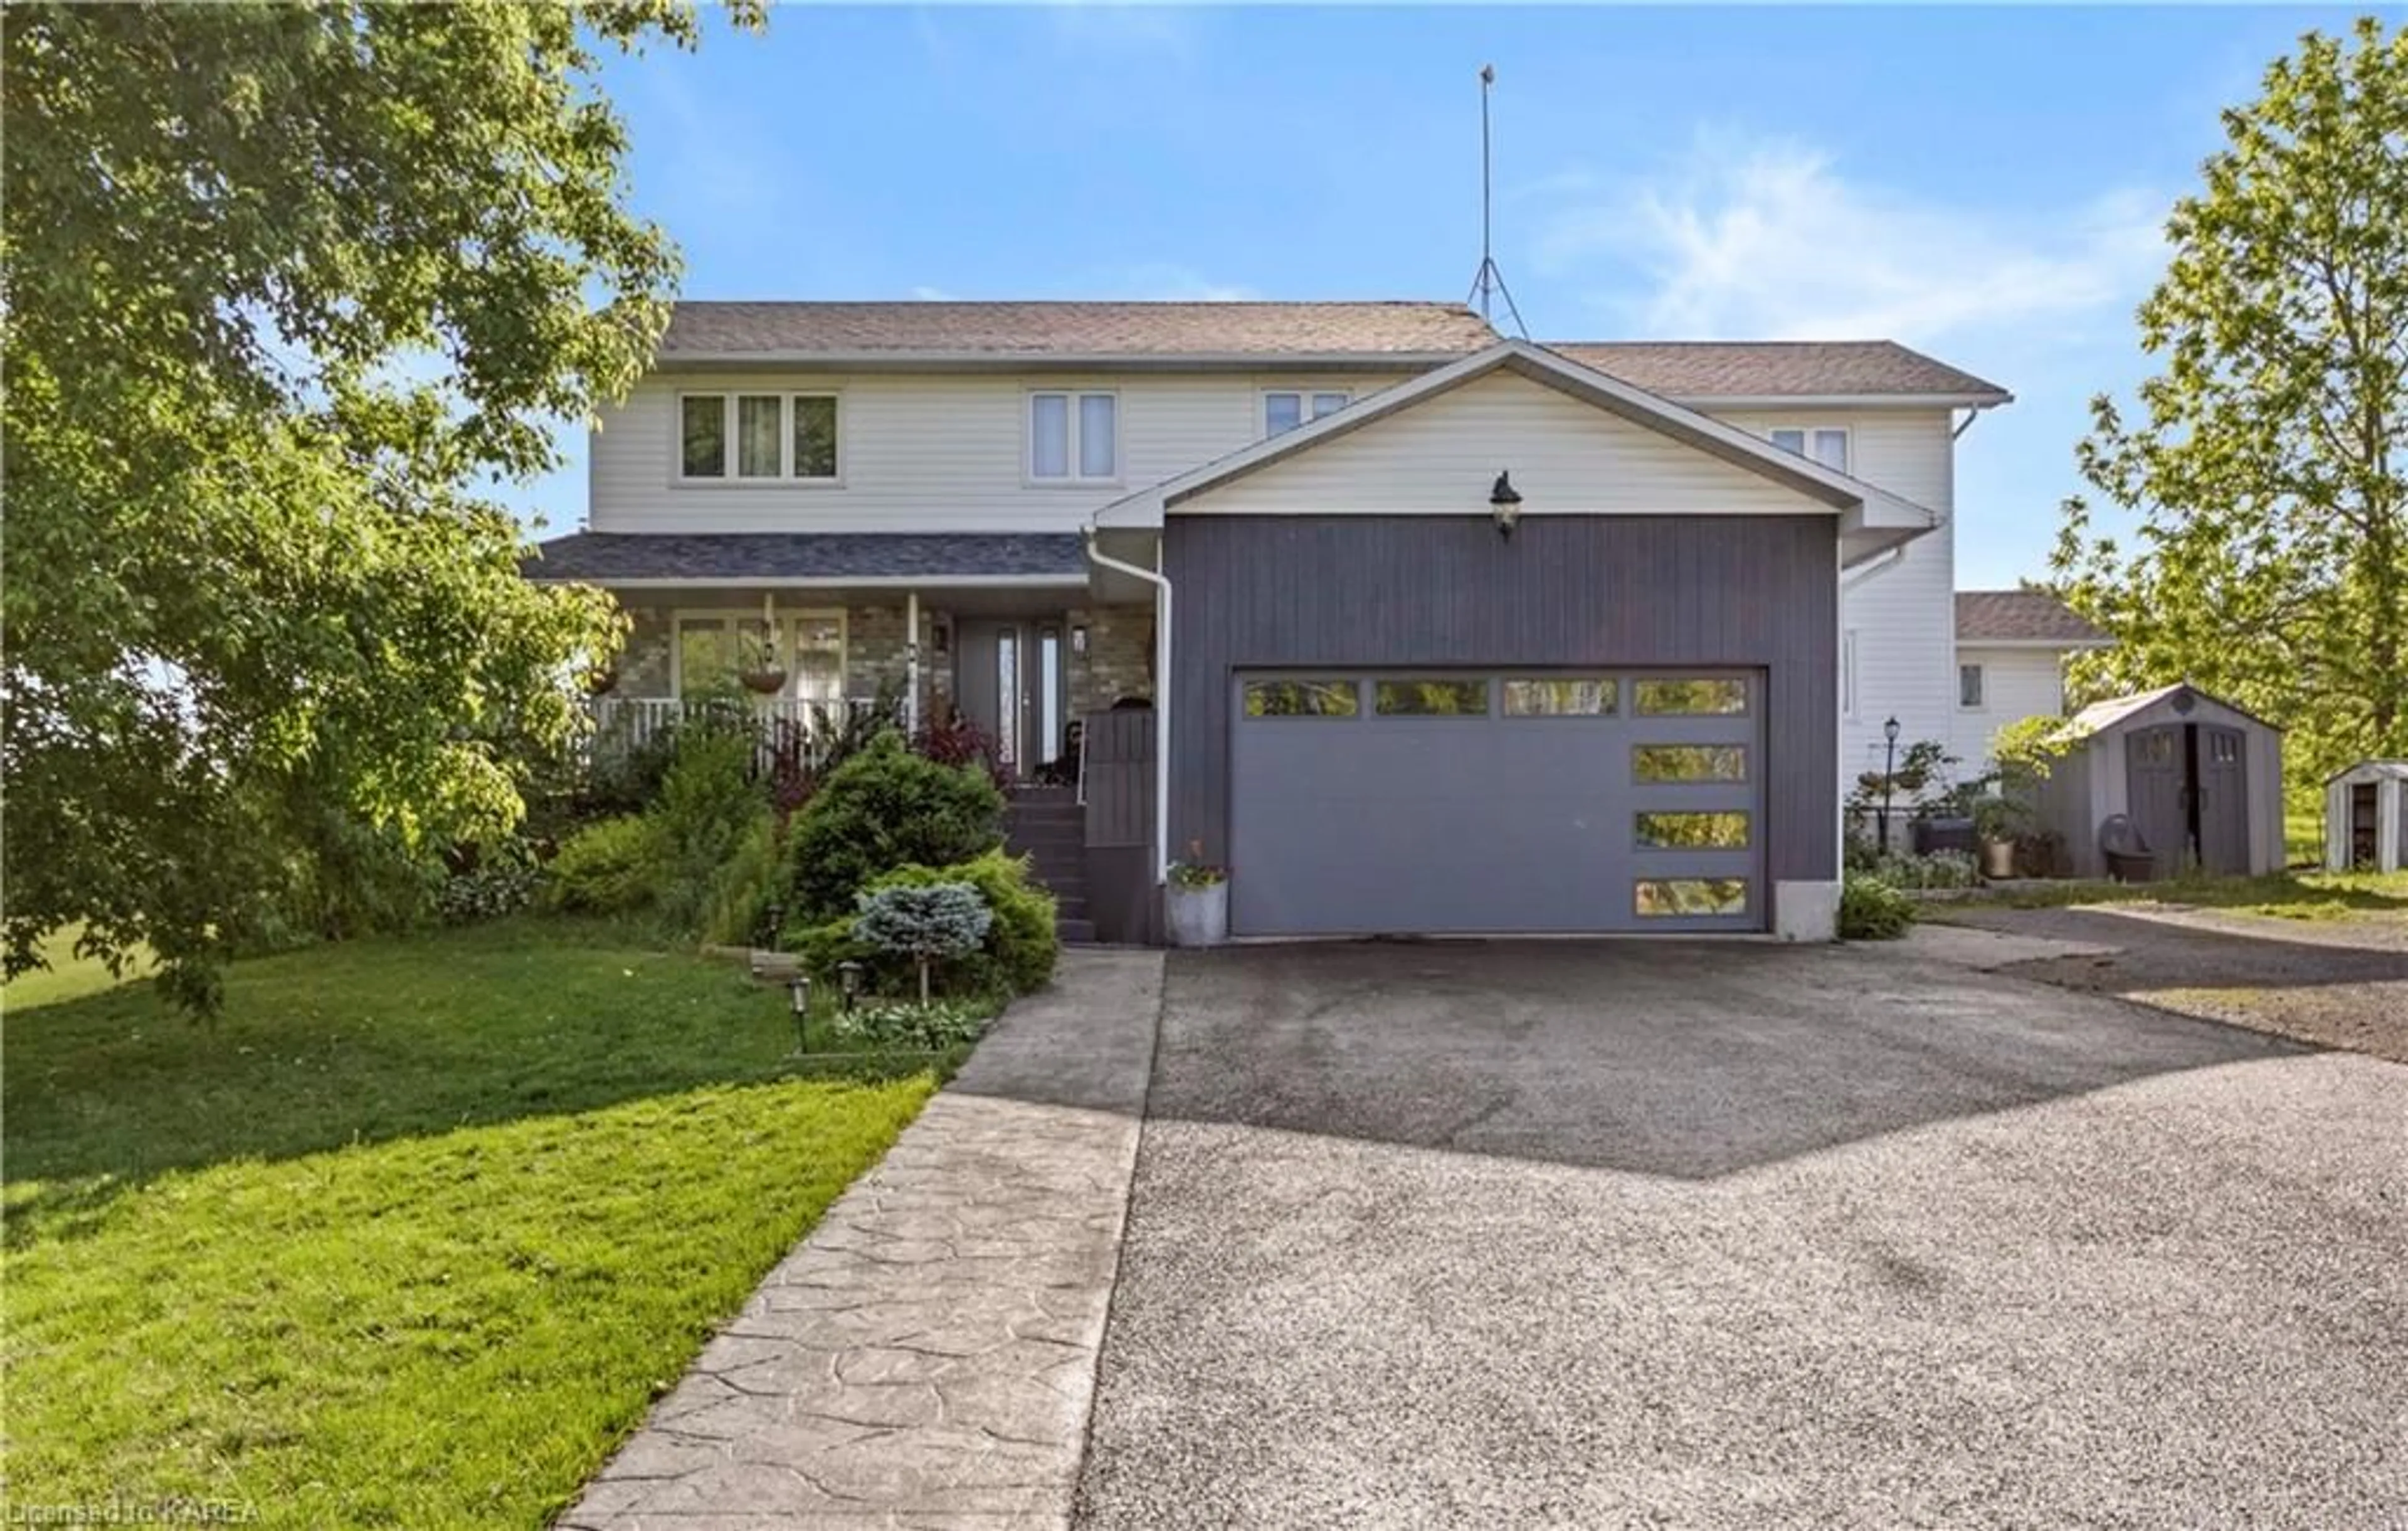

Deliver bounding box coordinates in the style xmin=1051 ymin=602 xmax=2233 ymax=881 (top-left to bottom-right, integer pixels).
xmin=1230 ymin=671 xmax=1763 ymax=935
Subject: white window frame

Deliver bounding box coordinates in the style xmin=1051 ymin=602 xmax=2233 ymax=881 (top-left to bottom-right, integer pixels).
xmin=1958 ymin=662 xmax=1985 ymax=711
xmin=674 ymin=391 xmax=844 ymax=486
xmin=1025 ymin=389 xmax=1121 ymax=485
xmin=1261 ymin=388 xmax=1352 ymax=436
xmin=670 ymin=608 xmax=848 ymax=701
xmin=1768 ymin=425 xmax=1852 ymax=475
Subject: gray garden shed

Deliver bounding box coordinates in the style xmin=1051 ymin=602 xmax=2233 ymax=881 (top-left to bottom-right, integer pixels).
xmin=2031 ymin=682 xmax=2285 ymax=879
xmin=2325 ymin=760 xmax=2408 ymax=872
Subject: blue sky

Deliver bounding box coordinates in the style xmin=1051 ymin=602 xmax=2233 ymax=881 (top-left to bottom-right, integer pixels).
xmin=518 ymin=4 xmax=2386 ymax=588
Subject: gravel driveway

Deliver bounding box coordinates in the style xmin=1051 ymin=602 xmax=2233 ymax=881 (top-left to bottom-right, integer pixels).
xmin=1074 ymin=940 xmax=2407 ymax=1530
xmin=1940 ymin=903 xmax=2408 ymax=1062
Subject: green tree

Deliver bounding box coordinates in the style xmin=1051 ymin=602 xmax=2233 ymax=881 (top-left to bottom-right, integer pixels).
xmin=2052 ymin=17 xmax=2408 ymax=798
xmin=1 ymin=3 xmax=757 ymax=1009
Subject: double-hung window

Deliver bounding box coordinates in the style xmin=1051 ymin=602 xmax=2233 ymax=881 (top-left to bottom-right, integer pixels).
xmin=679 ymin=393 xmax=841 ymax=481
xmin=1030 ymin=391 xmax=1118 ymax=482
xmin=1769 ymin=426 xmax=1849 ymax=473
xmin=1264 ymin=389 xmax=1350 ymax=436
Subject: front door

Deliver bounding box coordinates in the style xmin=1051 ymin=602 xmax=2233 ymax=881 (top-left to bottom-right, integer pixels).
xmin=954 ymin=620 xmax=1069 ymax=779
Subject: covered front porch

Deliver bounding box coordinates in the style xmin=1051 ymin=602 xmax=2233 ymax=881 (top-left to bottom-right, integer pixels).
xmin=527 ymin=532 xmax=1160 ymax=783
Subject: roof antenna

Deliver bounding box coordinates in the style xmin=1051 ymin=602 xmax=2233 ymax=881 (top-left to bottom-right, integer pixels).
xmin=1465 ymin=63 xmax=1528 ymax=339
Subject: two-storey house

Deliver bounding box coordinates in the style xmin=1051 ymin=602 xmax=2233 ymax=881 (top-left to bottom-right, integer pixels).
xmin=527 ymin=300 xmax=2094 ymax=942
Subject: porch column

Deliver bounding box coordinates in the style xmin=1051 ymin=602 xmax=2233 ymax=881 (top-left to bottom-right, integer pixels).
xmin=904 ymin=589 xmax=921 ymax=733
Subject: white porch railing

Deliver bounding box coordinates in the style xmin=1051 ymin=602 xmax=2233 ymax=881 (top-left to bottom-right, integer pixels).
xmin=588 ymin=696 xmax=897 ymax=770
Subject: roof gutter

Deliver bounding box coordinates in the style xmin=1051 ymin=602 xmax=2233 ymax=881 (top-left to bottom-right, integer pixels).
xmin=521 ymin=573 xmax=1087 ymax=590
xmin=1081 ymin=529 xmax=1173 ymax=884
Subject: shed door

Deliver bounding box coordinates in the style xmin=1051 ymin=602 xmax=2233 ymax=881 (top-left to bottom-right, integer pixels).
xmin=2125 ymin=724 xmax=2188 ymax=871
xmin=1228 ymin=672 xmax=1763 ymax=935
xmin=2196 ymin=724 xmax=2249 ymax=875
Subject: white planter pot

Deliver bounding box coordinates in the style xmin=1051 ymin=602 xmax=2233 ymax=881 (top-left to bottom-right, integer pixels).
xmin=1165 ymin=881 xmax=1229 ymax=946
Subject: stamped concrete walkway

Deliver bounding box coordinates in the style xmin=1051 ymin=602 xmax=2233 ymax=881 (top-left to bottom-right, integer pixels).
xmin=559 ymin=948 xmax=1163 ymax=1531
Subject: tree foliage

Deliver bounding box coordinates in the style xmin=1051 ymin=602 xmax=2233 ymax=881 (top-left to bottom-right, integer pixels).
xmin=2052 ymin=17 xmax=2408 ymax=797
xmin=1 ymin=2 xmax=758 ymax=1008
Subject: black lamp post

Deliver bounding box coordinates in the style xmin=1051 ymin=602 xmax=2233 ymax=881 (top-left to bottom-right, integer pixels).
xmin=835 ymin=960 xmax=863 ymax=1014
xmin=788 ymin=974 xmax=811 ymax=1055
xmin=1879 ymin=715 xmax=1902 ymax=854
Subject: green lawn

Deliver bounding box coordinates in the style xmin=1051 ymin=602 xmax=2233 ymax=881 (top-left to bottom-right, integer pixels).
xmin=1954 ymin=867 xmax=2408 ymax=921
xmin=3 ymin=921 xmax=939 ymax=1528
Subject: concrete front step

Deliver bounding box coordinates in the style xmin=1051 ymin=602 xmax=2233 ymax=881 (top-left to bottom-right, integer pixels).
xmin=1057 ymin=917 xmax=1098 ymax=944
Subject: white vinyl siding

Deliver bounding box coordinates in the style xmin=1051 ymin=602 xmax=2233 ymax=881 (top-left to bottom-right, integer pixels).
xmin=1949 ymin=645 xmax=2074 ymax=765
xmin=1718 ymin=407 xmax=1957 ymax=783
xmin=590 ymin=371 xmax=1414 ymax=533
xmin=1184 ymin=372 xmax=1834 ymax=517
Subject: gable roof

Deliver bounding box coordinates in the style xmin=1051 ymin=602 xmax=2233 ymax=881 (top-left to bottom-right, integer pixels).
xmin=1090 ymin=339 xmax=1940 ymax=563
xmin=2064 ymin=682 xmax=2283 ymax=739
xmin=1956 ymin=590 xmax=2110 ymax=646
xmin=1544 ymin=340 xmax=2010 ymax=406
xmin=658 ymin=300 xmax=1496 ymax=363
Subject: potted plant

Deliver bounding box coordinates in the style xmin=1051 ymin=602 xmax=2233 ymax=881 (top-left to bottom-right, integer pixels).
xmin=1165 ymin=840 xmax=1229 ymax=946
xmin=736 ymin=628 xmax=787 ymax=696
xmin=1971 ymin=793 xmax=2024 ymax=879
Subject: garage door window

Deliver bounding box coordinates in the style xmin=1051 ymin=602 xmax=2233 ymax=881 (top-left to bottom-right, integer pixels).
xmin=1244 ymin=679 xmax=1359 ymax=718
xmin=1635 ymin=879 xmax=1750 ymax=918
xmin=1374 ymin=679 xmax=1490 ymax=716
xmin=1633 ymin=744 xmax=1748 ymax=783
xmin=1634 ymin=677 xmax=1749 ymax=715
xmin=1635 ymin=811 xmax=1751 ymax=849
xmin=1502 ymin=678 xmax=1619 ymax=716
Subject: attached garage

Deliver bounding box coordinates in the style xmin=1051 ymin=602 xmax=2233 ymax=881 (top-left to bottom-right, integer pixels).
xmin=1230 ymin=670 xmax=1761 ymax=934
xmin=1086 ymin=339 xmax=1947 ymax=942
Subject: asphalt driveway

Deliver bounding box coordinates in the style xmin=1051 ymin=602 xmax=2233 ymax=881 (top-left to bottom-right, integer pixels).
xmin=1074 ymin=940 xmax=2408 ymax=1529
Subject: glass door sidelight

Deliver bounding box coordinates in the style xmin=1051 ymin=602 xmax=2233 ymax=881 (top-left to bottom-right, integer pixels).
xmin=993 ymin=625 xmax=1020 ymax=771
xmin=1038 ymin=625 xmax=1064 ymax=766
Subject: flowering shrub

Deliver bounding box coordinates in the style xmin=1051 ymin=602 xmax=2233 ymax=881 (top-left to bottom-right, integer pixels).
xmin=827 ymin=1000 xmax=993 ymax=1051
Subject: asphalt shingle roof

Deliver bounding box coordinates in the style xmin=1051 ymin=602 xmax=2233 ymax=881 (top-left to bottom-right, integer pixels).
xmin=659 ymin=301 xmax=1498 ymax=358
xmin=1546 ymin=340 xmax=2011 ymax=402
xmin=1955 ymin=590 xmax=2108 ymax=644
xmin=522 ymin=532 xmax=1087 ymax=583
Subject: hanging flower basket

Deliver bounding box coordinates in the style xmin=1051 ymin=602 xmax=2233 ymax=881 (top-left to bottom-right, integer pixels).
xmin=739 ymin=669 xmax=788 ymax=696
xmin=584 ymin=665 xmax=620 ymax=697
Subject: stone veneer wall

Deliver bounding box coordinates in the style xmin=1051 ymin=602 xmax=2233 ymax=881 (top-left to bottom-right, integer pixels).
xmin=1067 ymin=605 xmax=1154 ymax=718
xmin=843 ymin=604 xmax=948 ymax=716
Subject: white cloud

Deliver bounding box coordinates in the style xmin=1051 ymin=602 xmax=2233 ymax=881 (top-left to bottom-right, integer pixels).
xmin=1534 ymin=130 xmax=2167 ymax=346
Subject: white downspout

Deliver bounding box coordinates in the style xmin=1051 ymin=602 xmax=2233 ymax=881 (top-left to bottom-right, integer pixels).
xmin=904 ymin=589 xmax=921 ymax=733
xmin=1082 ymin=529 xmax=1172 ymax=881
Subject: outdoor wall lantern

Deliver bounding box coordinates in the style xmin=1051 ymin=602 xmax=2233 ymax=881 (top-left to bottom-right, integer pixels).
xmin=1071 ymin=624 xmax=1089 ymax=655
xmin=1489 ymin=470 xmax=1524 ymax=538
xmin=788 ymin=975 xmax=811 ymax=1055
xmin=836 ymin=960 xmax=864 ymax=1014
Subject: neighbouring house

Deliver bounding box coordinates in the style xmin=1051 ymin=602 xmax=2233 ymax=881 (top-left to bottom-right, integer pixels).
xmin=526 ymin=300 xmax=2101 ymax=940
xmin=1950 ymin=588 xmax=2111 ymax=766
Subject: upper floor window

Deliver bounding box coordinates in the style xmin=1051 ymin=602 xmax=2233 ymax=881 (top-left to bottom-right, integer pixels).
xmin=1770 ymin=426 xmax=1849 ymax=474
xmin=1959 ymin=663 xmax=1985 ymax=710
xmin=1030 ymin=391 xmax=1117 ymax=482
xmin=680 ymin=393 xmax=840 ymax=482
xmin=1264 ymin=389 xmax=1349 ymax=436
